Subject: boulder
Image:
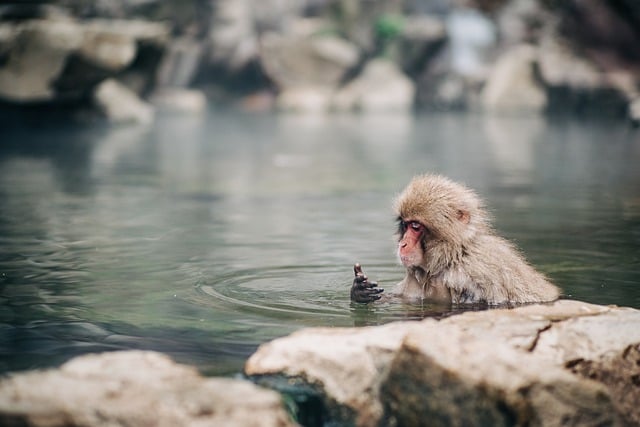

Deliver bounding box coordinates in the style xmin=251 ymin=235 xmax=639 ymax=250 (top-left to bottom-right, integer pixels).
xmin=332 ymin=58 xmax=416 ymax=113
xmin=395 ymin=14 xmax=447 ymax=76
xmin=93 ymin=78 xmax=154 ymax=124
xmin=537 ymin=37 xmax=602 ymax=90
xmin=150 ymin=88 xmax=208 ymax=114
xmin=0 ymin=17 xmax=167 ymax=105
xmin=276 ymin=86 xmax=332 ymax=114
xmin=480 ymin=44 xmax=547 ymax=113
xmin=259 ymin=32 xmax=359 ymax=91
xmin=0 ymin=19 xmax=83 ymax=102
xmin=0 ymin=351 xmax=296 ymax=427
xmin=245 ymin=300 xmax=640 ymax=426
xmin=630 ymin=96 xmax=640 ymax=126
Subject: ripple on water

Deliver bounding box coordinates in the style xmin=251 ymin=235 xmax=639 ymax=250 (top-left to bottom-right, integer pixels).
xmin=193 ymin=264 xmax=472 ymax=326
xmin=195 ymin=265 xmax=352 ymax=320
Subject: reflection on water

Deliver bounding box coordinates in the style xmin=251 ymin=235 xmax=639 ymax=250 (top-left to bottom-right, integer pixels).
xmin=0 ymin=111 xmax=639 ymax=375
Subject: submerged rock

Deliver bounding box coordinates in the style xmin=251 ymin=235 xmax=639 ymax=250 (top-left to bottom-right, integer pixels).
xmin=0 ymin=351 xmax=296 ymax=427
xmin=245 ymin=300 xmax=640 ymax=426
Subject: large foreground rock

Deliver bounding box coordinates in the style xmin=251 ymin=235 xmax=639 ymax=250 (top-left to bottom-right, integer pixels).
xmin=0 ymin=351 xmax=295 ymax=427
xmin=245 ymin=300 xmax=640 ymax=426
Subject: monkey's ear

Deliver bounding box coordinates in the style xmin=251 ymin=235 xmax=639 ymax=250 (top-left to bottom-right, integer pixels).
xmin=456 ymin=209 xmax=470 ymax=224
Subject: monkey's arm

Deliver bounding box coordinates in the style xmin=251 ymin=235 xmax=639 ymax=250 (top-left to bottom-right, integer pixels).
xmin=351 ymin=263 xmax=384 ymax=303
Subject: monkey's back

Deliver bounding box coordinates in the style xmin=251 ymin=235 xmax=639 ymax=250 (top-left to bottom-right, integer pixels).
xmin=449 ymin=234 xmax=560 ymax=304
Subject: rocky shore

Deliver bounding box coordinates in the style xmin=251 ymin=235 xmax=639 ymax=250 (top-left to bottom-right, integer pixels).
xmin=1 ymin=0 xmax=639 ymax=123
xmin=2 ymin=300 xmax=639 ymax=426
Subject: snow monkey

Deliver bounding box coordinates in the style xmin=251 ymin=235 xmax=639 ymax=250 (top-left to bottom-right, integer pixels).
xmin=351 ymin=174 xmax=560 ymax=305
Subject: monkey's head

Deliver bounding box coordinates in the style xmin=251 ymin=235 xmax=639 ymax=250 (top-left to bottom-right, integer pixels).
xmin=393 ymin=174 xmax=489 ymax=269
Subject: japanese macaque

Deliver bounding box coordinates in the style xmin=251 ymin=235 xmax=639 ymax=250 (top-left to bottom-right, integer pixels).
xmin=351 ymin=174 xmax=560 ymax=305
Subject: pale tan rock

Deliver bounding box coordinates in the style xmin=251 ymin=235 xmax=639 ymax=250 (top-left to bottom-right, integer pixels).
xmin=481 ymin=44 xmax=547 ymax=113
xmin=0 ymin=351 xmax=296 ymax=427
xmin=332 ymin=59 xmax=416 ymax=113
xmin=0 ymin=19 xmax=82 ymax=101
xmin=260 ymin=33 xmax=359 ymax=90
xmin=246 ymin=300 xmax=640 ymax=426
xmin=93 ymin=78 xmax=154 ymax=124
xmin=246 ymin=322 xmax=422 ymax=425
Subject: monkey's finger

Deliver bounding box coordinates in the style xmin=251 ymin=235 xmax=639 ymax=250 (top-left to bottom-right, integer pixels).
xmin=369 ymin=293 xmax=383 ymax=301
xmin=354 ymin=275 xmax=368 ymax=284
xmin=367 ymin=287 xmax=383 ymax=294
xmin=354 ymin=263 xmax=363 ymax=276
xmin=364 ymin=280 xmax=379 ymax=288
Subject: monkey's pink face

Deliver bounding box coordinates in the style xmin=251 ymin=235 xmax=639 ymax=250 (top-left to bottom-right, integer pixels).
xmin=397 ymin=219 xmax=426 ymax=267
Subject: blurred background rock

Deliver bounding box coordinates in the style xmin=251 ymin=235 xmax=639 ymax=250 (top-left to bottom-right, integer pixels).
xmin=0 ymin=0 xmax=638 ymax=123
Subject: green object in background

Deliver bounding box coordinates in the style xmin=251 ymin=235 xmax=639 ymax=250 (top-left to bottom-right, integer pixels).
xmin=374 ymin=14 xmax=405 ymax=43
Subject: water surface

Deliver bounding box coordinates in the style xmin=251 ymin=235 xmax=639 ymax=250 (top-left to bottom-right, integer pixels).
xmin=1 ymin=111 xmax=639 ymax=375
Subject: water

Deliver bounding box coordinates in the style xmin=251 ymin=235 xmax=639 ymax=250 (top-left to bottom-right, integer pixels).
xmin=1 ymin=111 xmax=639 ymax=375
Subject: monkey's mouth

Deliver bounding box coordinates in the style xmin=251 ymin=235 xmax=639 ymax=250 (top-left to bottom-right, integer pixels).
xmin=399 ymin=254 xmax=419 ymax=267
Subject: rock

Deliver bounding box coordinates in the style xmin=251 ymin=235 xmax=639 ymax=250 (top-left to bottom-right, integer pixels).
xmin=156 ymin=37 xmax=204 ymax=87
xmin=0 ymin=17 xmax=167 ymax=107
xmin=446 ymin=8 xmax=496 ymax=79
xmin=480 ymin=44 xmax=547 ymax=113
xmin=276 ymin=86 xmax=332 ymax=114
xmin=0 ymin=19 xmax=83 ymax=102
xmin=496 ymin=0 xmax=556 ymax=46
xmin=537 ymin=37 xmax=602 ymax=90
xmin=150 ymin=88 xmax=207 ymax=114
xmin=325 ymin=0 xmax=404 ymax=53
xmin=245 ymin=300 xmax=640 ymax=426
xmin=259 ymin=31 xmax=360 ymax=113
xmin=246 ymin=322 xmax=422 ymax=425
xmin=79 ymin=27 xmax=137 ymax=72
xmin=332 ymin=58 xmax=415 ymax=113
xmin=93 ymin=78 xmax=154 ymax=124
xmin=537 ymin=35 xmax=630 ymax=117
xmin=0 ymin=350 xmax=296 ymax=427
xmin=630 ymin=97 xmax=640 ymax=126
xmin=208 ymin=0 xmax=302 ymax=71
xmin=395 ymin=14 xmax=447 ymax=76
xmin=259 ymin=32 xmax=359 ymax=91
xmin=209 ymin=0 xmax=258 ymax=71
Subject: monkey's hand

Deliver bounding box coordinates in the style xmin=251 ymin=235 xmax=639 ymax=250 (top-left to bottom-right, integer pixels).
xmin=351 ymin=263 xmax=384 ymax=303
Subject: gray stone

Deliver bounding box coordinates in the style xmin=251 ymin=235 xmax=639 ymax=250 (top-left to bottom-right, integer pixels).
xmin=246 ymin=300 xmax=640 ymax=426
xmin=0 ymin=350 xmax=296 ymax=427
xmin=259 ymin=32 xmax=359 ymax=91
xmin=481 ymin=44 xmax=547 ymax=113
xmin=93 ymin=78 xmax=154 ymax=124
xmin=630 ymin=96 xmax=640 ymax=125
xmin=156 ymin=37 xmax=204 ymax=87
xmin=395 ymin=14 xmax=447 ymax=75
xmin=332 ymin=58 xmax=415 ymax=113
xmin=246 ymin=322 xmax=421 ymax=425
xmin=0 ymin=19 xmax=83 ymax=102
xmin=276 ymin=86 xmax=332 ymax=114
xmin=150 ymin=88 xmax=207 ymax=114
xmin=537 ymin=37 xmax=602 ymax=90
xmin=0 ymin=17 xmax=168 ymax=104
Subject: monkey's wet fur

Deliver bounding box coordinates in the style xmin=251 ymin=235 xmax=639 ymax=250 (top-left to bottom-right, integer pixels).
xmin=351 ymin=174 xmax=560 ymax=305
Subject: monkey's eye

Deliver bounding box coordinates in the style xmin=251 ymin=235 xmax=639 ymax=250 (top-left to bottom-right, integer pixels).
xmin=399 ymin=220 xmax=423 ymax=232
xmin=409 ymin=221 xmax=422 ymax=231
